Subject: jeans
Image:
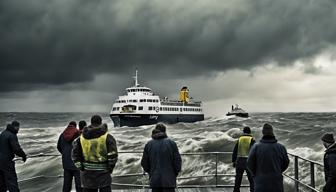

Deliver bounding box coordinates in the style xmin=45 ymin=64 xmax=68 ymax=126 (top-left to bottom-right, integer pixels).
xmin=0 ymin=161 xmax=19 ymax=192
xmin=233 ymin=165 xmax=254 ymax=192
xmin=63 ymin=169 xmax=82 ymax=192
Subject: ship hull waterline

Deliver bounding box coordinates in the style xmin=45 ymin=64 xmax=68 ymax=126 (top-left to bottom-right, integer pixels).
xmin=226 ymin=113 xmax=249 ymax=118
xmin=110 ymin=114 xmax=204 ymax=127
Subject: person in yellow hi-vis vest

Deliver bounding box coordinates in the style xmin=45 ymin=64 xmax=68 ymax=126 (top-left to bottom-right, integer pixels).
xmin=232 ymin=126 xmax=255 ymax=192
xmin=72 ymin=115 xmax=118 ymax=192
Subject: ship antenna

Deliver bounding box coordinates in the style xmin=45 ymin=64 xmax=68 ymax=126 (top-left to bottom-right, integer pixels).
xmin=134 ymin=70 xmax=139 ymax=87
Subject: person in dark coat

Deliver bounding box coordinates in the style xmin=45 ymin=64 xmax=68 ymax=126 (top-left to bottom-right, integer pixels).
xmin=72 ymin=115 xmax=118 ymax=192
xmin=321 ymin=133 xmax=336 ymax=192
xmin=57 ymin=121 xmax=82 ymax=192
xmin=232 ymin=126 xmax=255 ymax=192
xmin=141 ymin=124 xmax=182 ymax=192
xmin=247 ymin=123 xmax=289 ymax=192
xmin=0 ymin=121 xmax=27 ymax=192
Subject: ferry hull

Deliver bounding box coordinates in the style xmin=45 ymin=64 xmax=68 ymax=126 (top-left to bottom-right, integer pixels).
xmin=110 ymin=114 xmax=204 ymax=127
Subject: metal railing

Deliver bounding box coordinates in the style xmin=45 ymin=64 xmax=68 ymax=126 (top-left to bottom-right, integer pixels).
xmin=15 ymin=151 xmax=323 ymax=191
xmin=284 ymin=153 xmax=324 ymax=192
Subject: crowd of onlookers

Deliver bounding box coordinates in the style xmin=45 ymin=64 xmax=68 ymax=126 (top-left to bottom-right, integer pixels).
xmin=0 ymin=116 xmax=335 ymax=192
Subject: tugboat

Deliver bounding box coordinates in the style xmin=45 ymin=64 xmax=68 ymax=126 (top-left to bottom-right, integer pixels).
xmin=109 ymin=71 xmax=204 ymax=127
xmin=226 ymin=104 xmax=249 ymax=118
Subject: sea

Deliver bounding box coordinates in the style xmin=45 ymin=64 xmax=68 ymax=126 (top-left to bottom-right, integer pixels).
xmin=1 ymin=112 xmax=335 ymax=192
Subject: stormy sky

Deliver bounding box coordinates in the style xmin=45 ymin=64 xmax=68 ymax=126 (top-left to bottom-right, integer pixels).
xmin=1 ymin=0 xmax=336 ymax=114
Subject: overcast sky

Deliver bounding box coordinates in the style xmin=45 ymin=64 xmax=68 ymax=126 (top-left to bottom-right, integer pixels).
xmin=1 ymin=0 xmax=336 ymax=115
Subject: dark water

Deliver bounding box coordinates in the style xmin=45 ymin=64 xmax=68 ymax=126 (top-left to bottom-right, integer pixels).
xmin=1 ymin=112 xmax=335 ymax=192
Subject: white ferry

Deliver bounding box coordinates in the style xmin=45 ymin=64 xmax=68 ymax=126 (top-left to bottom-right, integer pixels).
xmin=110 ymin=71 xmax=204 ymax=127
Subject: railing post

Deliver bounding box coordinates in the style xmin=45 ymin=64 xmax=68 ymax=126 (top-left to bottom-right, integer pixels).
xmin=310 ymin=162 xmax=315 ymax=192
xmin=215 ymin=153 xmax=218 ymax=187
xmin=294 ymin=156 xmax=299 ymax=192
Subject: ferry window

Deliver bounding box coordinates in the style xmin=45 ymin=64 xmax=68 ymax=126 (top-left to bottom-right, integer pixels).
xmin=160 ymin=107 xmax=162 ymax=111
xmin=133 ymin=100 xmax=137 ymax=102
xmin=117 ymin=107 xmax=120 ymax=110
xmin=148 ymin=106 xmax=152 ymax=110
xmin=112 ymin=107 xmax=116 ymax=111
xmin=180 ymin=108 xmax=182 ymax=112
xmin=139 ymin=106 xmax=143 ymax=110
xmin=147 ymin=99 xmax=152 ymax=102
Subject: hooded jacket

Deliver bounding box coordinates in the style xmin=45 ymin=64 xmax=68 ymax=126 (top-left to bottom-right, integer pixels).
xmin=0 ymin=124 xmax=26 ymax=166
xmin=57 ymin=124 xmax=80 ymax=170
xmin=72 ymin=123 xmax=118 ymax=188
xmin=247 ymin=135 xmax=289 ymax=192
xmin=323 ymin=143 xmax=336 ymax=192
xmin=141 ymin=130 xmax=182 ymax=188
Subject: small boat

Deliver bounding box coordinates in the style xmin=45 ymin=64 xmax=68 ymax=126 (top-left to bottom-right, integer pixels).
xmin=226 ymin=104 xmax=249 ymax=118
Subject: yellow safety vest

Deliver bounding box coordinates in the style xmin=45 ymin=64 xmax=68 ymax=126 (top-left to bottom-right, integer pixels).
xmin=237 ymin=135 xmax=253 ymax=158
xmin=80 ymin=133 xmax=108 ymax=170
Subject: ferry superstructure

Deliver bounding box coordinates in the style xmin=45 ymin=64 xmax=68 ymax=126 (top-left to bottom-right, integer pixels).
xmin=110 ymin=71 xmax=204 ymax=127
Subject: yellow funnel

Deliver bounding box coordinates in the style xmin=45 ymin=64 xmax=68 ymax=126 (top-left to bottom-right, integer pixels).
xmin=179 ymin=87 xmax=189 ymax=103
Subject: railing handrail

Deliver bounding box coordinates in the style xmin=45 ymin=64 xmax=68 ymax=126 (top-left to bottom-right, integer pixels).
xmin=15 ymin=151 xmax=324 ymax=191
xmin=287 ymin=152 xmax=324 ymax=167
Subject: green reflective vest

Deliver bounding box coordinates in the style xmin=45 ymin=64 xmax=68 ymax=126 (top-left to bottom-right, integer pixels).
xmin=80 ymin=133 xmax=108 ymax=170
xmin=237 ymin=135 xmax=253 ymax=158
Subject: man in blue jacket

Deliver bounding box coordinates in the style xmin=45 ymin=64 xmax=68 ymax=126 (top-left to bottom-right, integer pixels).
xmin=141 ymin=124 xmax=182 ymax=192
xmin=321 ymin=133 xmax=336 ymax=192
xmin=0 ymin=121 xmax=27 ymax=192
xmin=247 ymin=123 xmax=289 ymax=192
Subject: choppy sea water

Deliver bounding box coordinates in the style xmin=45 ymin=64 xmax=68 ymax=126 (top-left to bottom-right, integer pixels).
xmin=1 ymin=112 xmax=335 ymax=192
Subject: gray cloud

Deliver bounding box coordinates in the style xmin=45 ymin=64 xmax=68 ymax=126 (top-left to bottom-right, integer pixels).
xmin=1 ymin=0 xmax=336 ymax=92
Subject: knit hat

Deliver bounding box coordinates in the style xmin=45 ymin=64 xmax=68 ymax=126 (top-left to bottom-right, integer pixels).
xmin=243 ymin=126 xmax=251 ymax=134
xmin=321 ymin=133 xmax=335 ymax=144
xmin=11 ymin=121 xmax=20 ymax=128
xmin=155 ymin=123 xmax=166 ymax=133
xmin=262 ymin=123 xmax=274 ymax=136
xmin=91 ymin=115 xmax=102 ymax=126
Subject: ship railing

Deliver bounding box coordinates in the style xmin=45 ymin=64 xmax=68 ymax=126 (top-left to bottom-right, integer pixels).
xmin=15 ymin=151 xmax=323 ymax=191
xmin=285 ymin=153 xmax=324 ymax=192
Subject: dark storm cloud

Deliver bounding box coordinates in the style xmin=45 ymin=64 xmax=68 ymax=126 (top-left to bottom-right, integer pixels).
xmin=1 ymin=0 xmax=336 ymax=92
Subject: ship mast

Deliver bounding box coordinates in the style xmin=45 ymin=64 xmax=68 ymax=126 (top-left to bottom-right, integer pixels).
xmin=134 ymin=70 xmax=140 ymax=87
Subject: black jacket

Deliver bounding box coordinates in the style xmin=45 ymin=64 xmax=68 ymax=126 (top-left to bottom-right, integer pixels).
xmin=0 ymin=125 xmax=26 ymax=167
xmin=141 ymin=131 xmax=182 ymax=188
xmin=232 ymin=134 xmax=255 ymax=168
xmin=72 ymin=123 xmax=118 ymax=188
xmin=247 ymin=135 xmax=289 ymax=192
xmin=323 ymin=143 xmax=336 ymax=192
xmin=57 ymin=125 xmax=80 ymax=170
